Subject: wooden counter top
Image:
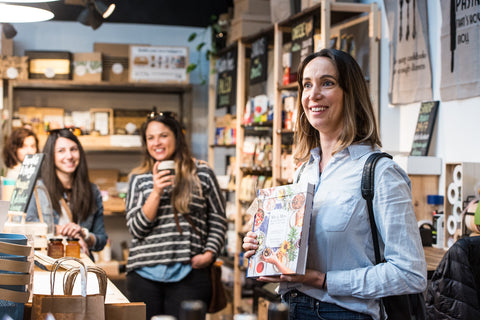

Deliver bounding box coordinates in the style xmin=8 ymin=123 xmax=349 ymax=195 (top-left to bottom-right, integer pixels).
xmin=24 ymin=251 xmax=145 ymax=320
xmin=424 ymin=246 xmax=447 ymax=277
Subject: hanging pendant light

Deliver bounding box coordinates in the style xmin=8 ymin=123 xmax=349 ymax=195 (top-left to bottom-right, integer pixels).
xmin=0 ymin=3 xmax=54 ymax=23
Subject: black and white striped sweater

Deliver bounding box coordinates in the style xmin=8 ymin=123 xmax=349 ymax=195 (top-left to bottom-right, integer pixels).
xmin=125 ymin=162 xmax=227 ymax=272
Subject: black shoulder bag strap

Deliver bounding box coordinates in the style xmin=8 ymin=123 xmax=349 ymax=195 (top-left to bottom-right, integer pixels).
xmin=361 ymin=152 xmax=392 ymax=264
xmin=361 ymin=152 xmax=426 ymax=320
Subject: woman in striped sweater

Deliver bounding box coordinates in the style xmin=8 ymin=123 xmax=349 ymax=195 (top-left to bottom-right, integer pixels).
xmin=125 ymin=111 xmax=227 ymax=320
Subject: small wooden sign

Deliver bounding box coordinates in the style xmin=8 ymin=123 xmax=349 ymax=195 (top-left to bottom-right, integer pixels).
xmin=410 ymin=101 xmax=439 ymax=156
xmin=9 ymin=153 xmax=45 ymax=214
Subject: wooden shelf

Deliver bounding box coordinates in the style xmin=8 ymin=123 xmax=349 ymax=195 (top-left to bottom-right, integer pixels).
xmin=9 ymin=79 xmax=192 ymax=94
xmin=207 ymin=1 xmax=380 ymax=314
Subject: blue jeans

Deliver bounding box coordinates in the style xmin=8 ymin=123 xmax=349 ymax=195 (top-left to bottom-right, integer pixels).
xmin=282 ymin=290 xmax=372 ymax=320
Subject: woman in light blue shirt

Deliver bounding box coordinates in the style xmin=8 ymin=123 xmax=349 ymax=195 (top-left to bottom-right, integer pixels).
xmin=243 ymin=49 xmax=427 ymax=320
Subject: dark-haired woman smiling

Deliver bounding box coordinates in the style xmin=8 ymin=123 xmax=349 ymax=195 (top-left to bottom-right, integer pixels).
xmin=26 ymin=129 xmax=108 ymax=257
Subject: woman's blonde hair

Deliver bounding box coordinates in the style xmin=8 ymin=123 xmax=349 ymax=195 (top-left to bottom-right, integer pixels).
xmin=132 ymin=113 xmax=200 ymax=213
xmin=294 ymin=48 xmax=381 ymax=163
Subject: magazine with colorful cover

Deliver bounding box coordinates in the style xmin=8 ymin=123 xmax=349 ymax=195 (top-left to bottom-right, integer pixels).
xmin=246 ymin=182 xmax=314 ymax=278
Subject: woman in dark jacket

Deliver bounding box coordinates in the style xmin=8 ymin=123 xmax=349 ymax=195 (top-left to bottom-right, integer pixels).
xmin=426 ymin=236 xmax=480 ymax=319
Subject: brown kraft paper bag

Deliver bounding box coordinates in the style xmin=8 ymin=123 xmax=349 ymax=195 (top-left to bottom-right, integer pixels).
xmin=31 ymin=257 xmax=105 ymax=320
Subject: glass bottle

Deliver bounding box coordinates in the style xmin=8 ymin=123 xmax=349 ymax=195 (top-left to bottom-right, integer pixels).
xmin=65 ymin=238 xmax=81 ymax=258
xmin=179 ymin=300 xmax=205 ymax=320
xmin=268 ymin=302 xmax=288 ymax=320
xmin=47 ymin=238 xmax=64 ymax=259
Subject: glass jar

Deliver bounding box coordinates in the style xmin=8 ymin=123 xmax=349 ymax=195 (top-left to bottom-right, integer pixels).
xmin=65 ymin=238 xmax=81 ymax=258
xmin=47 ymin=238 xmax=64 ymax=259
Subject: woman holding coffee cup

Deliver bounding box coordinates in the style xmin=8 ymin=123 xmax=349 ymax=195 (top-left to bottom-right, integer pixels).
xmin=125 ymin=111 xmax=227 ymax=320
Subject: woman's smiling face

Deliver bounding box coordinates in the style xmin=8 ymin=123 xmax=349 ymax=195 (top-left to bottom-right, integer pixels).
xmin=301 ymin=56 xmax=344 ymax=137
xmin=54 ymin=137 xmax=80 ymax=176
xmin=145 ymin=121 xmax=176 ymax=161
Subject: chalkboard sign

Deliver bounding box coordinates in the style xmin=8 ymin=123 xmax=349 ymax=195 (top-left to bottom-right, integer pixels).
xmin=9 ymin=153 xmax=44 ymax=213
xmin=290 ymin=16 xmax=314 ymax=78
xmin=410 ymin=101 xmax=439 ymax=156
xmin=216 ymin=48 xmax=237 ymax=109
xmin=249 ymin=36 xmax=268 ymax=85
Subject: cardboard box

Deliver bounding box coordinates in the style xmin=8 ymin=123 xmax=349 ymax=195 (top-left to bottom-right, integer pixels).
xmin=73 ymin=52 xmax=102 ymax=82
xmin=26 ymin=50 xmax=72 ymax=80
xmin=94 ymin=43 xmax=130 ymax=83
xmin=0 ymin=56 xmax=28 ymax=80
xmin=234 ymin=0 xmax=271 ymax=19
xmin=228 ymin=14 xmax=271 ymax=44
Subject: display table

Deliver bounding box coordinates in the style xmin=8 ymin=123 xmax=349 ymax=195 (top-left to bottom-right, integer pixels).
xmin=23 ymin=252 xmax=145 ymax=320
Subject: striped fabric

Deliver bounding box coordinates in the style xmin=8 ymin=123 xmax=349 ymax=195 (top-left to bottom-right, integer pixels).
xmin=125 ymin=162 xmax=227 ymax=272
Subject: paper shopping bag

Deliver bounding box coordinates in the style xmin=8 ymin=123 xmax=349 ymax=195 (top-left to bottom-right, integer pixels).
xmin=31 ymin=257 xmax=105 ymax=320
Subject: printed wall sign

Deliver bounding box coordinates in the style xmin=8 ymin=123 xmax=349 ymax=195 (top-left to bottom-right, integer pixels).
xmin=385 ymin=0 xmax=433 ymax=104
xmin=440 ymin=0 xmax=480 ymax=101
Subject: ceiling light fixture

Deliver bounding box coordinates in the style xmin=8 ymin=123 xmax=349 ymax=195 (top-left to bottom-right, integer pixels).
xmin=75 ymin=0 xmax=115 ymax=30
xmin=94 ymin=1 xmax=115 ymax=19
xmin=2 ymin=23 xmax=17 ymax=39
xmin=0 ymin=0 xmax=58 ymax=2
xmin=0 ymin=3 xmax=54 ymax=23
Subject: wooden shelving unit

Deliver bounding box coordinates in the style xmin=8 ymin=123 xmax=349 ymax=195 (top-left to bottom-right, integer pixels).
xmin=209 ymin=0 xmax=380 ymax=314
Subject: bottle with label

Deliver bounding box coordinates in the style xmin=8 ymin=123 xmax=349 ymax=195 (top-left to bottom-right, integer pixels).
xmin=178 ymin=300 xmax=205 ymax=320
xmin=268 ymin=302 xmax=288 ymax=320
xmin=428 ymin=195 xmax=445 ymax=248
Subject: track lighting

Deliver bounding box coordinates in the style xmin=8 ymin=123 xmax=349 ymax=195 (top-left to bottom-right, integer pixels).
xmin=2 ymin=23 xmax=17 ymax=39
xmin=75 ymin=0 xmax=115 ymax=30
xmin=94 ymin=1 xmax=115 ymax=19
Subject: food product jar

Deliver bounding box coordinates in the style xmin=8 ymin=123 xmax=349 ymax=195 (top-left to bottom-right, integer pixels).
xmin=65 ymin=238 xmax=81 ymax=258
xmin=47 ymin=238 xmax=64 ymax=259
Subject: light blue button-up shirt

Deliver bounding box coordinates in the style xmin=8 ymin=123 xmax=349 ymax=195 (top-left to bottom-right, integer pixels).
xmin=279 ymin=144 xmax=427 ymax=320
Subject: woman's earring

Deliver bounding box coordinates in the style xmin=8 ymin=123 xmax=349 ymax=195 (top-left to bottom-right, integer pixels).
xmin=299 ymin=112 xmax=312 ymax=136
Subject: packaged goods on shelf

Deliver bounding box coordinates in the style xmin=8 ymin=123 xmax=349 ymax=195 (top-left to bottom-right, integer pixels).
xmin=73 ymin=52 xmax=102 ymax=82
xmin=0 ymin=56 xmax=28 ymax=80
xmin=26 ymin=50 xmax=72 ymax=80
xmin=94 ymin=42 xmax=132 ymax=83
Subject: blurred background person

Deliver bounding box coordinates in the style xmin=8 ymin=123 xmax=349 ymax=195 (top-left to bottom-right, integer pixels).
xmin=2 ymin=127 xmax=39 ymax=180
xmin=125 ymin=111 xmax=227 ymax=320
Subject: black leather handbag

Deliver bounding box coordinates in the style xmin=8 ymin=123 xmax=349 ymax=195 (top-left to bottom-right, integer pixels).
xmin=361 ymin=152 xmax=427 ymax=320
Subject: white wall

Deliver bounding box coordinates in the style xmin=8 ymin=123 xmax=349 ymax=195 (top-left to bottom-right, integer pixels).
xmin=10 ymin=20 xmax=212 ymax=161
xmin=368 ymin=0 xmax=480 ymax=195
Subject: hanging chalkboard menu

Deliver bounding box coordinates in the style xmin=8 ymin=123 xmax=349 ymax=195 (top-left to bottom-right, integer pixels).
xmin=249 ymin=36 xmax=268 ymax=85
xmin=410 ymin=101 xmax=439 ymax=156
xmin=216 ymin=48 xmax=237 ymax=109
xmin=290 ymin=16 xmax=314 ymax=78
xmin=9 ymin=153 xmax=44 ymax=213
